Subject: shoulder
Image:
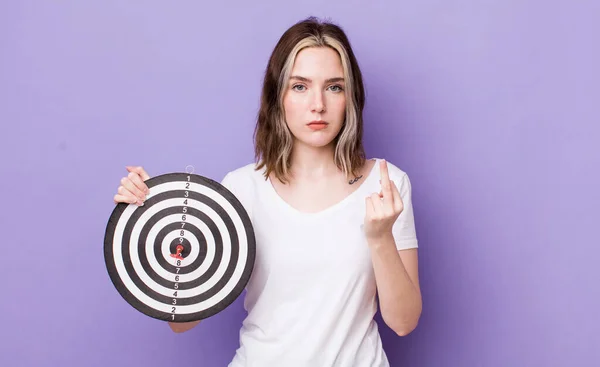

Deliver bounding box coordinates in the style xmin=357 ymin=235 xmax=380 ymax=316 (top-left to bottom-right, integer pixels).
xmin=219 ymin=162 xmax=264 ymax=213
xmin=380 ymin=158 xmax=408 ymax=179
xmin=370 ymin=157 xmax=410 ymax=182
xmin=370 ymin=158 xmax=413 ymax=195
xmin=220 ymin=162 xmax=265 ymax=190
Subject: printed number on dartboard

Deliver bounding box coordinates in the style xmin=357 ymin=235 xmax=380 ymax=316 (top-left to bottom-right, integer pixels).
xmin=172 ymin=176 xmax=192 ymax=321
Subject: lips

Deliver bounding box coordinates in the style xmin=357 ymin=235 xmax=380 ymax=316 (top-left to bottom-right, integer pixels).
xmin=307 ymin=121 xmax=328 ymax=130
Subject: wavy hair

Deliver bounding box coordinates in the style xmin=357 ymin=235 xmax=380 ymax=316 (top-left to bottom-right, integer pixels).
xmin=253 ymin=17 xmax=366 ymax=183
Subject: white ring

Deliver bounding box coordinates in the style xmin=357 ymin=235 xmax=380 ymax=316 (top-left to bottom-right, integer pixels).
xmin=111 ymin=180 xmax=249 ymax=314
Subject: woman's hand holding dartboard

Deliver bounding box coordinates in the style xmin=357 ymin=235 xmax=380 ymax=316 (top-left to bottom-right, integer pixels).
xmin=104 ymin=165 xmax=256 ymax=333
xmin=113 ymin=166 xmax=151 ymax=206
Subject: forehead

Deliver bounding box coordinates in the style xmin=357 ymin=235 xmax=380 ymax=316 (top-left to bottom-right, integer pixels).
xmin=291 ymin=46 xmax=344 ymax=77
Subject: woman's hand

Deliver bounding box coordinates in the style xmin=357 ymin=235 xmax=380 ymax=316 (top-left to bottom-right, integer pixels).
xmin=364 ymin=160 xmax=404 ymax=243
xmin=113 ymin=166 xmax=151 ymax=206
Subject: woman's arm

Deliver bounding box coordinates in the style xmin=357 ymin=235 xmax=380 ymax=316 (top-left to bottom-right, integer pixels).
xmin=168 ymin=320 xmax=201 ymax=333
xmin=369 ymin=238 xmax=421 ymax=336
xmin=364 ymin=160 xmax=422 ymax=336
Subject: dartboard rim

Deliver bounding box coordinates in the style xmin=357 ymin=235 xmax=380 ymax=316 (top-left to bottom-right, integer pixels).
xmin=103 ymin=172 xmax=255 ymax=323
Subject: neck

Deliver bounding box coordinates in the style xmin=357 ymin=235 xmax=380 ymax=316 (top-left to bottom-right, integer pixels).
xmin=289 ymin=140 xmax=338 ymax=179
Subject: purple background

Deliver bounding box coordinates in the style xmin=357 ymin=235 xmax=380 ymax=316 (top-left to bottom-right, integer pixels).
xmin=1 ymin=1 xmax=598 ymax=366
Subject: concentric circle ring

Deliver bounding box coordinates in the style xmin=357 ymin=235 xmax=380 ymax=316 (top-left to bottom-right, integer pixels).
xmin=104 ymin=172 xmax=255 ymax=322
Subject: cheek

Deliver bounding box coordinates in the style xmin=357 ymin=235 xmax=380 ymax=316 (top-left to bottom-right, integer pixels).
xmin=283 ymin=95 xmax=308 ymax=122
xmin=329 ymin=96 xmax=347 ymax=119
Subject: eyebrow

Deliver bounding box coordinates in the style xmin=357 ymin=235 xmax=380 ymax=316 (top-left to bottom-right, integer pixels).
xmin=290 ymin=76 xmax=345 ymax=83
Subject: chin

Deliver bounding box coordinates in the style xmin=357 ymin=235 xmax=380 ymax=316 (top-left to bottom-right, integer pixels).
xmin=288 ymin=123 xmax=343 ymax=148
xmin=295 ymin=133 xmax=338 ymax=148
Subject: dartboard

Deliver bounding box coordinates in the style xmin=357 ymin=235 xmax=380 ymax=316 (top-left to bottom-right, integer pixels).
xmin=104 ymin=171 xmax=255 ymax=323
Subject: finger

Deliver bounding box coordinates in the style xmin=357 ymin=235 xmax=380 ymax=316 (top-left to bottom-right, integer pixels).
xmin=116 ymin=186 xmax=145 ymax=205
xmin=120 ymin=177 xmax=146 ymax=201
xmin=379 ymin=183 xmax=394 ymax=212
xmin=391 ymin=180 xmax=403 ymax=212
xmin=126 ymin=166 xmax=150 ymax=181
xmin=379 ymin=160 xmax=393 ymax=203
xmin=117 ymin=185 xmax=143 ymax=203
xmin=127 ymin=171 xmax=149 ymax=194
xmin=380 ymin=159 xmax=391 ymax=186
xmin=370 ymin=192 xmax=384 ymax=217
xmin=113 ymin=193 xmax=138 ymax=205
xmin=365 ymin=196 xmax=375 ymax=218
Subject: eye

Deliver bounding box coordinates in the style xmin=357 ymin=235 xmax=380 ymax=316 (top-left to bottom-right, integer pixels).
xmin=292 ymin=84 xmax=306 ymax=91
xmin=328 ymin=85 xmax=344 ymax=92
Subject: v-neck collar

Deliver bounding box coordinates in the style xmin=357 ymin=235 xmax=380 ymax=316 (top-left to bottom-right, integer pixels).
xmin=263 ymin=158 xmax=380 ymax=218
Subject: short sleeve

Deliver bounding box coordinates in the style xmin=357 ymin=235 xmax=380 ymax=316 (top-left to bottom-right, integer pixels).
xmin=220 ymin=169 xmax=255 ymax=220
xmin=392 ymin=172 xmax=419 ymax=251
xmin=220 ymin=172 xmax=238 ymax=197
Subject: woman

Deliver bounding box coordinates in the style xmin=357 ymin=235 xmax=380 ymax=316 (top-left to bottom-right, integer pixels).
xmin=114 ymin=17 xmax=421 ymax=367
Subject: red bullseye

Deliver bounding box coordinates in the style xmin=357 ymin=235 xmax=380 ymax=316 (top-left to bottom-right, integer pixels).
xmin=170 ymin=244 xmax=184 ymax=260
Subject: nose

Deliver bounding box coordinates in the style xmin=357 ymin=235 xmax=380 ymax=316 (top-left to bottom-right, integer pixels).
xmin=311 ymin=90 xmax=325 ymax=113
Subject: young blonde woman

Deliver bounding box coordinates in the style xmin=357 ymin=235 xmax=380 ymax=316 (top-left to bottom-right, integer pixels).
xmin=114 ymin=17 xmax=421 ymax=367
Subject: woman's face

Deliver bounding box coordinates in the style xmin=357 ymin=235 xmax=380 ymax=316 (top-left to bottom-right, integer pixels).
xmin=282 ymin=46 xmax=347 ymax=149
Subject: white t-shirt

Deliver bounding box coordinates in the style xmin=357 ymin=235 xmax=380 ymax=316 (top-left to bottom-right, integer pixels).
xmin=221 ymin=158 xmax=418 ymax=367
